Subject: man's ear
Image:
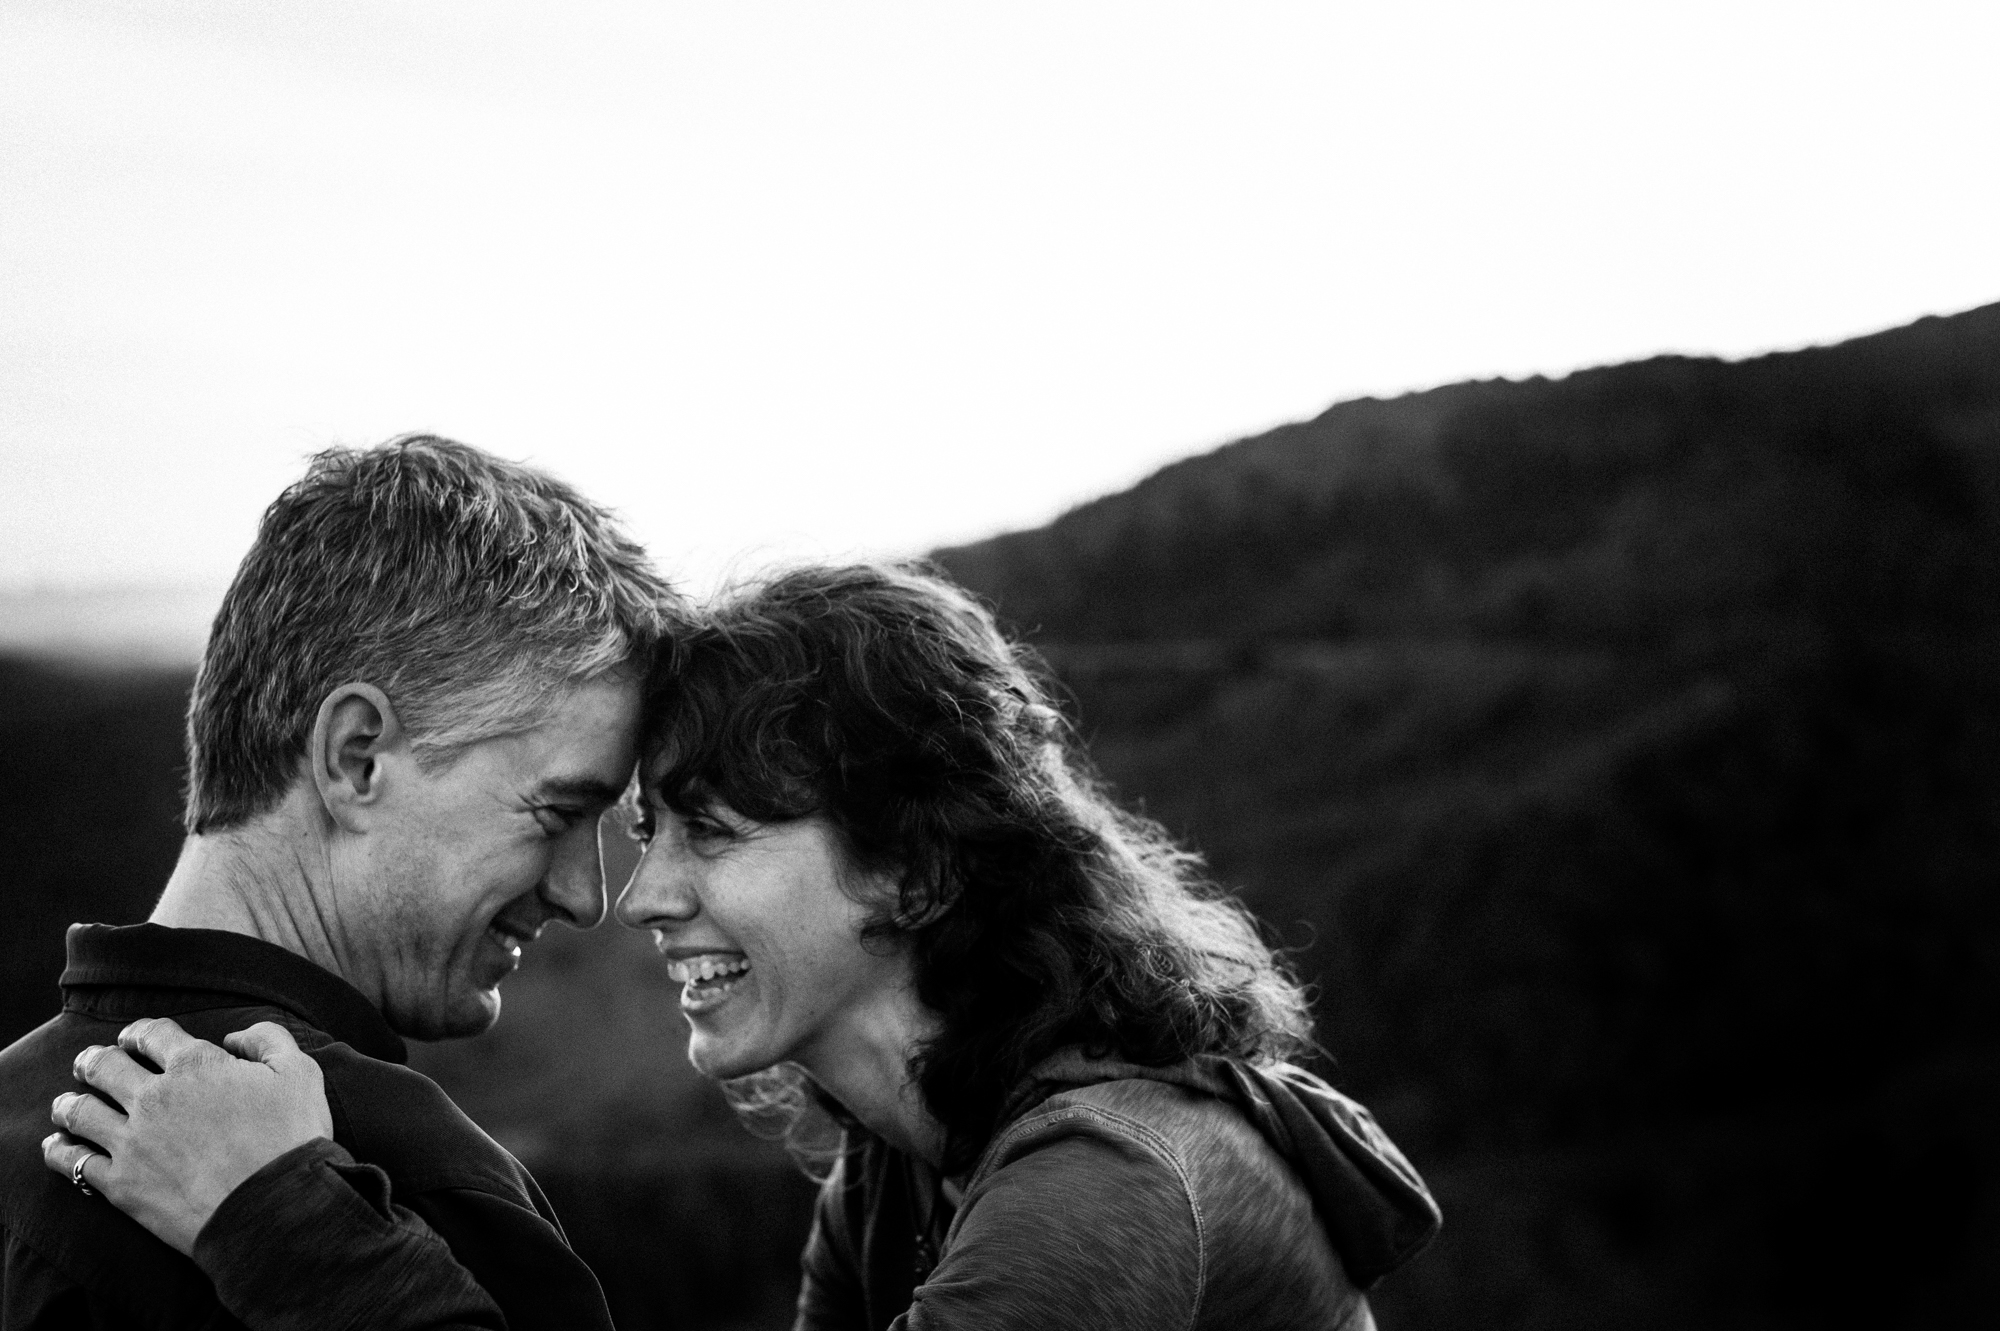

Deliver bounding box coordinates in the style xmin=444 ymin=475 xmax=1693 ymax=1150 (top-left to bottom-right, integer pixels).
xmin=309 ymin=684 xmax=407 ymax=831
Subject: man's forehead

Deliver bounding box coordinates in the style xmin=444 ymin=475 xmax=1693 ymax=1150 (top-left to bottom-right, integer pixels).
xmin=459 ymin=673 xmax=636 ymax=798
xmin=517 ymin=673 xmax=644 ymax=765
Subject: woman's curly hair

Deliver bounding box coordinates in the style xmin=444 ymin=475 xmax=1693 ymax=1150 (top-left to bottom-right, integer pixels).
xmin=645 ymin=561 xmax=1313 ymax=1173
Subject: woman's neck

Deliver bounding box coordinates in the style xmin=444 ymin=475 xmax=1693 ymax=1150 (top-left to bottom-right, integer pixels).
xmin=798 ymin=978 xmax=946 ymax=1167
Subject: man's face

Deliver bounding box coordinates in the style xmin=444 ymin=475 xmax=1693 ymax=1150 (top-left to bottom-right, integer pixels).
xmin=338 ymin=673 xmax=644 ymax=1040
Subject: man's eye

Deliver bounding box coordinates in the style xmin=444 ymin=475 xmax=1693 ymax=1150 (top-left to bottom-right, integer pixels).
xmin=535 ymin=806 xmax=585 ymax=836
xmin=627 ymin=808 xmax=656 ymax=846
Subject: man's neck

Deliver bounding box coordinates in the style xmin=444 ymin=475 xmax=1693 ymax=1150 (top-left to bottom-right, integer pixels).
xmin=149 ymin=795 xmax=348 ymax=984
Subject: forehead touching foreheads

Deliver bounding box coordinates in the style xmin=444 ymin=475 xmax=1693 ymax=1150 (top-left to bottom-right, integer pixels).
xmin=185 ymin=434 xmax=688 ymax=835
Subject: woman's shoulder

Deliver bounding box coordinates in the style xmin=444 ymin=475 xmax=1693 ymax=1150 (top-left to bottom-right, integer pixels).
xmin=981 ymin=1055 xmax=1322 ymax=1228
xmin=959 ymin=1054 xmax=1373 ymax=1330
xmin=985 ymin=1065 xmax=1248 ymax=1171
xmin=984 ymin=1050 xmax=1258 ymax=1159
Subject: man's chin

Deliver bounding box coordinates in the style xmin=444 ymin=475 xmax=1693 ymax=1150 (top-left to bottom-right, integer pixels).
xmin=390 ymin=987 xmax=503 ymax=1042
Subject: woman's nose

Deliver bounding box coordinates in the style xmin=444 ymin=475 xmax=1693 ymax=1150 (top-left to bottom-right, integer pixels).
xmin=614 ymin=835 xmax=701 ymax=930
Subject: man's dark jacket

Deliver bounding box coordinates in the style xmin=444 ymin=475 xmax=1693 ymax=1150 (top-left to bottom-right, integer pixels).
xmin=0 ymin=923 xmax=615 ymax=1331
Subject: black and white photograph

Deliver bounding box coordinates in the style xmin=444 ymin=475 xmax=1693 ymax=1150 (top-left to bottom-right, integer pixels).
xmin=2 ymin=3 xmax=1997 ymax=1328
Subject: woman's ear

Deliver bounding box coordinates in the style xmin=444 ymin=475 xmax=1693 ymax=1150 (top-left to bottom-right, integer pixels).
xmin=309 ymin=683 xmax=405 ymax=831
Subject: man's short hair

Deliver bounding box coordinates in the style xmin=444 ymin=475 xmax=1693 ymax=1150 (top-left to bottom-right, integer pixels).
xmin=185 ymin=434 xmax=682 ymax=834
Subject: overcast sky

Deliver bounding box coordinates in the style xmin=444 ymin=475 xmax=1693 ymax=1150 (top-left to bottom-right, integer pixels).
xmin=5 ymin=0 xmax=1998 ymax=605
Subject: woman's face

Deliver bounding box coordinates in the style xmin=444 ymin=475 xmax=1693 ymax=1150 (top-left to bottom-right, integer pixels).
xmin=613 ymin=797 xmax=913 ymax=1083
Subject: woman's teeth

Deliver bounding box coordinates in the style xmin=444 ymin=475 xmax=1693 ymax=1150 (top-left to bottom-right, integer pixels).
xmin=665 ymin=954 xmax=751 ymax=990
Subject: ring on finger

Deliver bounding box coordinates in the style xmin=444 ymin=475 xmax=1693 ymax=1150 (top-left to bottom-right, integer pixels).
xmin=70 ymin=1149 xmax=100 ymax=1197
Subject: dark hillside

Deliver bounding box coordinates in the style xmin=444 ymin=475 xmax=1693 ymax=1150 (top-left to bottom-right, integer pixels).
xmin=936 ymin=302 xmax=2000 ymax=1327
xmin=943 ymin=305 xmax=2000 ymax=646
xmin=0 ymin=658 xmax=192 ymax=1028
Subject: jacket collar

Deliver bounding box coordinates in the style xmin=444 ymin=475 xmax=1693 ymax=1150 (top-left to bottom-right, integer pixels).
xmin=59 ymin=922 xmax=406 ymax=1064
xmin=996 ymin=1046 xmax=1443 ymax=1288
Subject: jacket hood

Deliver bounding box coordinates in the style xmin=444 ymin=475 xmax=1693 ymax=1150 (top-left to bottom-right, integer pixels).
xmin=1007 ymin=1050 xmax=1443 ymax=1288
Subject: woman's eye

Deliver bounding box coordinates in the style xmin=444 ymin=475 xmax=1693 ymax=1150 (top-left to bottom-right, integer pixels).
xmin=684 ymin=810 xmax=744 ymax=846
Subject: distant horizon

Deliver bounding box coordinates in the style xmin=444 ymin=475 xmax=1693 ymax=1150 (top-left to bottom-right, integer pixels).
xmin=8 ymin=294 xmax=1989 ymax=602
xmin=8 ymin=293 xmax=1996 ymax=665
xmin=0 ymin=582 xmax=223 ymax=667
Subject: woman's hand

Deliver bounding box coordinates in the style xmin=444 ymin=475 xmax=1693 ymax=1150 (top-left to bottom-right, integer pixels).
xmin=42 ymin=1017 xmax=336 ymax=1255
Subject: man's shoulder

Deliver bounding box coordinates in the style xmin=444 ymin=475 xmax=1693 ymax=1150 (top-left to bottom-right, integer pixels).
xmin=0 ymin=1010 xmax=127 ymax=1184
xmin=308 ymin=1042 xmax=540 ymax=1205
xmin=0 ymin=1011 xmax=84 ymax=1096
xmin=2 ymin=1004 xmax=539 ymax=1213
xmin=0 ymin=1013 xmax=237 ymax=1329
xmin=0 ymin=1016 xmax=90 ymax=1213
xmin=0 ymin=1000 xmax=543 ymax=1323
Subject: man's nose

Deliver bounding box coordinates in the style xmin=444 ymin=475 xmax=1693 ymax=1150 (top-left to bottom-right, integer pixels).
xmin=613 ymin=834 xmax=700 ymax=931
xmin=542 ymin=816 xmax=610 ymax=929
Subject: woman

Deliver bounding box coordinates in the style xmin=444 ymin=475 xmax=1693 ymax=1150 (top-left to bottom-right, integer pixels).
xmin=52 ymin=563 xmax=1440 ymax=1329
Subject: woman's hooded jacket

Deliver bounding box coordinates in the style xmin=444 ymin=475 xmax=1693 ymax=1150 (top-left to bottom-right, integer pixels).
xmin=796 ymin=1049 xmax=1442 ymax=1331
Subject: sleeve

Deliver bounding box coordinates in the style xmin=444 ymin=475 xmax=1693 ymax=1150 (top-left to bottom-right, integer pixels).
xmin=192 ymin=1139 xmax=506 ymax=1331
xmin=793 ymin=1153 xmax=870 ymax=1331
xmin=402 ymin=1186 xmax=615 ymax=1331
xmin=894 ymin=1110 xmax=1202 ymax=1331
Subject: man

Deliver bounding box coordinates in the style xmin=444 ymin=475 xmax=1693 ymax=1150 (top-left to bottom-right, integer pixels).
xmin=0 ymin=436 xmax=681 ymax=1328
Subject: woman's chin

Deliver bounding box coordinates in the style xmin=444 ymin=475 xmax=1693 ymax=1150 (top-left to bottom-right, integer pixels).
xmin=685 ymin=1029 xmax=761 ymax=1081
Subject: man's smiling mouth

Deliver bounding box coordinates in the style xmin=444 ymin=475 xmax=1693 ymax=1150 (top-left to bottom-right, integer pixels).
xmin=487 ymin=922 xmax=536 ymax=958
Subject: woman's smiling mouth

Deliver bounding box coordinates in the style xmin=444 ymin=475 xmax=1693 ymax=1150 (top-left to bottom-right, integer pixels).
xmin=664 ymin=952 xmax=752 ymax=1013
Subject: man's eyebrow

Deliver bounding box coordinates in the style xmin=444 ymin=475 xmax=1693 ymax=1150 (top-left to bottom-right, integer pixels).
xmin=531 ymin=777 xmax=628 ymax=805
